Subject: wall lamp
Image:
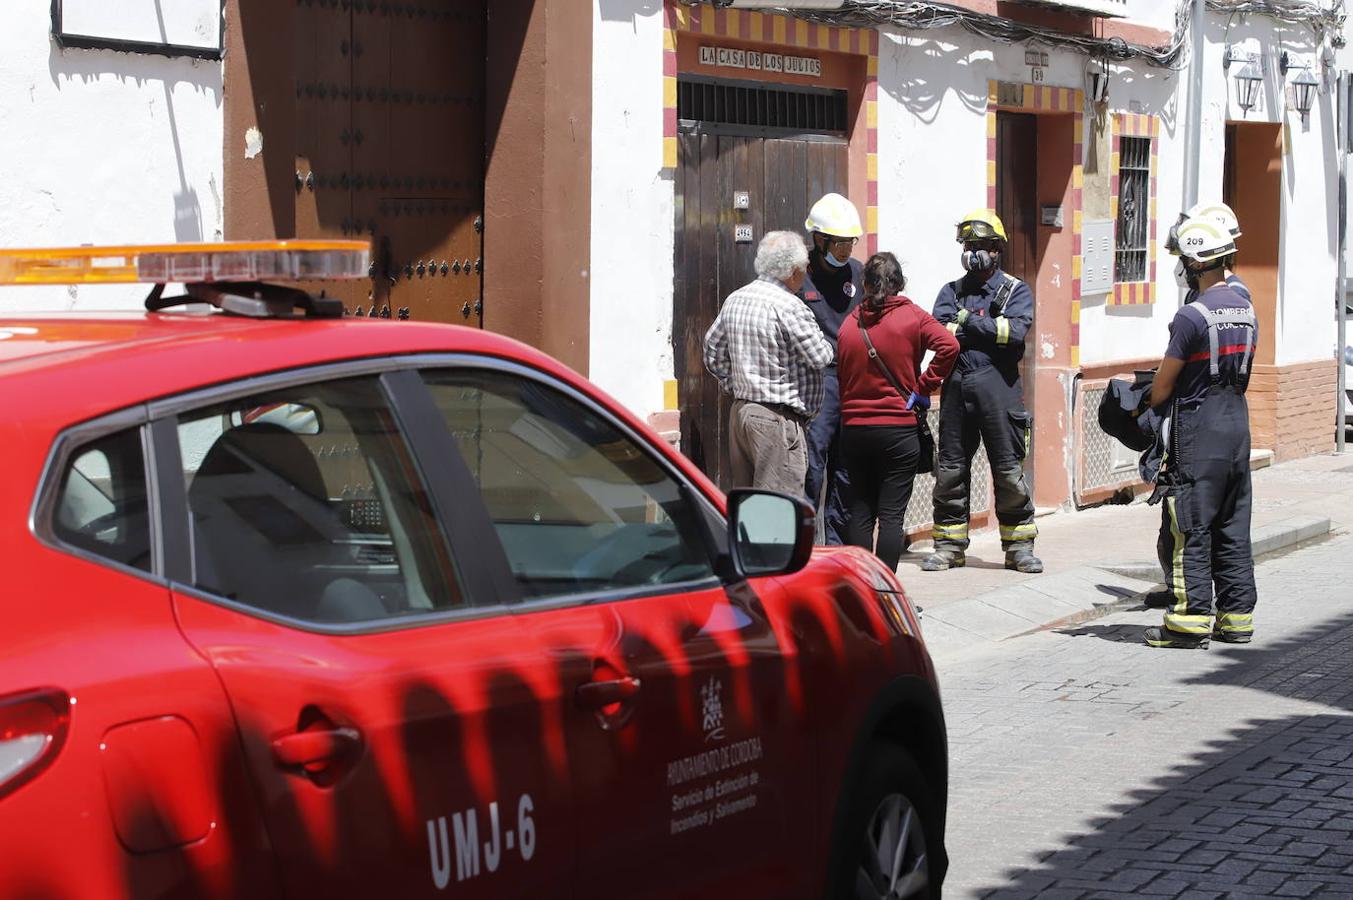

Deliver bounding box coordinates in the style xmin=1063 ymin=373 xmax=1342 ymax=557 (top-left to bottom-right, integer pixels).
xmin=1234 ymin=61 xmax=1264 ymax=113
xmin=1290 ymin=65 xmax=1319 ymax=118
xmin=1224 ymin=45 xmax=1264 ymax=114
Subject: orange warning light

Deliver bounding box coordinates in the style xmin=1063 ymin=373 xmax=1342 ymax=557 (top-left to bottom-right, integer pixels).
xmin=0 ymin=240 xmax=370 ymax=285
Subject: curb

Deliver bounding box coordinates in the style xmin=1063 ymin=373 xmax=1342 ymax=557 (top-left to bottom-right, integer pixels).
xmin=921 ymin=515 xmax=1332 ymax=662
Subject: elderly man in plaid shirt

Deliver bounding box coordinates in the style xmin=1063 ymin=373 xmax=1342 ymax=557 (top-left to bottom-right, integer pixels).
xmin=703 ymin=230 xmax=835 ymax=495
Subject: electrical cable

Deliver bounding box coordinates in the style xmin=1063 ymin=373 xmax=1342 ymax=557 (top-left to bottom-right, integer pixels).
xmin=785 ymin=0 xmax=1344 ymax=68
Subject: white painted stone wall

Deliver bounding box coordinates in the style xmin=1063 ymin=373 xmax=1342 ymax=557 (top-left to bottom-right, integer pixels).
xmin=1194 ymin=15 xmax=1340 ymax=367
xmin=1079 ymin=54 xmax=1183 ymax=368
xmin=876 ymin=28 xmax=990 ymax=316
xmin=0 ymin=0 xmax=224 ymax=312
xmin=589 ymin=0 xmax=675 ymax=419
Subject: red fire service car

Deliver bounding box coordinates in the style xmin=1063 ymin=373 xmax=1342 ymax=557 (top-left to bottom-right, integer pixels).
xmin=0 ymin=241 xmax=948 ymax=899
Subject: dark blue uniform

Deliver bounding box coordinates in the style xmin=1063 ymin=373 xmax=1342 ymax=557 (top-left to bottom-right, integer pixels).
xmin=929 ymin=269 xmax=1037 ymax=552
xmin=1156 ymin=282 xmax=1259 ymax=640
xmin=800 ymin=255 xmax=863 ymax=545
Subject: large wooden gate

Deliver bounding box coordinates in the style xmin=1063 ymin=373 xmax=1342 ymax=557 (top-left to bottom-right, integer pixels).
xmin=226 ymin=0 xmax=486 ymax=324
xmin=674 ymin=133 xmax=848 ymax=487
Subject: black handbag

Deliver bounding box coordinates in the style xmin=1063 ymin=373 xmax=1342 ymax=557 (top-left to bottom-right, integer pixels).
xmin=858 ymin=317 xmax=936 ymax=475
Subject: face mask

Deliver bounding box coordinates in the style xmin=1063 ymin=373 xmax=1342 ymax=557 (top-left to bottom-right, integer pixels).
xmin=823 ymin=252 xmax=849 ymax=268
xmin=1174 ymin=260 xmax=1199 ymax=290
xmin=962 ymin=249 xmax=997 ymax=273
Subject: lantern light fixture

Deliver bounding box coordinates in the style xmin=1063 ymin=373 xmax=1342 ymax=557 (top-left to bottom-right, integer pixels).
xmin=1234 ymin=60 xmax=1264 ymax=113
xmin=1291 ymin=65 xmax=1320 ymax=118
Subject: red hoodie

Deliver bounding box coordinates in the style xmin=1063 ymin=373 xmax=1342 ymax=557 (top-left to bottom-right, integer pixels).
xmin=837 ymin=296 xmax=960 ymax=426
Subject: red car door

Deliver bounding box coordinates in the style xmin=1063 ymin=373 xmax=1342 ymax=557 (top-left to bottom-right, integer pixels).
xmin=419 ymin=365 xmax=815 ymax=897
xmin=1 ymin=418 xmax=277 ymax=900
xmin=156 ymin=372 xmax=573 ymax=899
xmin=525 ymin=578 xmax=816 ymax=897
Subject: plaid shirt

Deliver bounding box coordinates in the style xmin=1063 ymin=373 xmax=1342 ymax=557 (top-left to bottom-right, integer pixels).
xmin=703 ymin=276 xmax=835 ymax=417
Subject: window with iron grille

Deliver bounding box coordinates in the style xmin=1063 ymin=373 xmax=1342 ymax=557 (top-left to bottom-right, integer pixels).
xmin=677 ymin=77 xmax=848 ymax=134
xmin=1115 ymin=136 xmax=1151 ymax=283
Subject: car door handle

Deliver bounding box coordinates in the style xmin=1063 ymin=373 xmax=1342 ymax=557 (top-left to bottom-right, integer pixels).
xmin=574 ymin=677 xmax=642 ymax=709
xmin=271 ymin=727 xmax=361 ymax=769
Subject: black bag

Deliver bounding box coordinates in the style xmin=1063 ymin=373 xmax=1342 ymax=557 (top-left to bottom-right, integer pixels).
xmin=858 ymin=318 xmax=935 ymax=475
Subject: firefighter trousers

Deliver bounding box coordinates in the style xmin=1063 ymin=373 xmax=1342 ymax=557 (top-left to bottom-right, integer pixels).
xmin=931 ymin=365 xmax=1037 ymax=552
xmin=1157 ymin=387 xmax=1257 ymax=638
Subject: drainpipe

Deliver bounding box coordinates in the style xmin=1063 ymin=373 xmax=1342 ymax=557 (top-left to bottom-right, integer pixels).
xmin=1182 ymin=0 xmax=1207 ymax=209
xmin=1338 ymin=72 xmax=1348 ymax=454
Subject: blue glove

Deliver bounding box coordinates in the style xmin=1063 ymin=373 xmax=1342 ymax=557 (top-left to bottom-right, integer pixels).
xmin=905 ymin=391 xmax=931 ymax=411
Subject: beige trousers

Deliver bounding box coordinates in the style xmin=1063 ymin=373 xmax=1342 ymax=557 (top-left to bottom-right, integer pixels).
xmin=728 ymin=399 xmax=808 ymax=497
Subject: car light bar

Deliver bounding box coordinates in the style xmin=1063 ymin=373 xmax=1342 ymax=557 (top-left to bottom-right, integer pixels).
xmin=0 ymin=240 xmax=370 ymax=285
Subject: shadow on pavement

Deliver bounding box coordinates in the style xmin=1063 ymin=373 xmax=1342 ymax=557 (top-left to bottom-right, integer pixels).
xmin=1093 ymin=584 xmax=1146 ymax=602
xmin=1055 ymin=623 xmax=1147 ymax=643
xmin=976 ymin=609 xmax=1353 ymax=896
xmin=1184 ymin=609 xmax=1353 ymax=714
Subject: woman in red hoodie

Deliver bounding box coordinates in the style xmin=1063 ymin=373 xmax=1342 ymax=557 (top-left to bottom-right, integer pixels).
xmin=837 ymin=253 xmax=960 ymax=569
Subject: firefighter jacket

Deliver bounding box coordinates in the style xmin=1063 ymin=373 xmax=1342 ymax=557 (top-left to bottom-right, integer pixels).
xmin=1098 ymin=373 xmax=1167 ymax=487
xmin=932 ymin=269 xmax=1032 ymax=378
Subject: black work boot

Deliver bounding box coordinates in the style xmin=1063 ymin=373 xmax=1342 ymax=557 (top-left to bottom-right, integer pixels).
xmin=920 ymin=549 xmax=966 ymax=572
xmin=1144 ymin=626 xmax=1210 ymax=649
xmin=1004 ymin=548 xmax=1043 ymax=573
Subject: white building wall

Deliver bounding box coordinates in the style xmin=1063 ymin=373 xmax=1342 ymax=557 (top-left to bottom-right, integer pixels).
xmin=876 ymin=29 xmax=989 ymax=314
xmin=1196 ymin=14 xmax=1336 ymax=366
xmin=589 ymin=0 xmax=675 ymax=419
xmin=1080 ymin=58 xmax=1183 ymax=367
xmin=0 ymin=0 xmax=224 ymax=312
xmin=587 ymin=4 xmax=1345 ymax=425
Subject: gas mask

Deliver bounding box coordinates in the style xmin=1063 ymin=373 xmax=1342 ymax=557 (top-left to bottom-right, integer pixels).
xmin=962 ymin=248 xmax=999 ymax=273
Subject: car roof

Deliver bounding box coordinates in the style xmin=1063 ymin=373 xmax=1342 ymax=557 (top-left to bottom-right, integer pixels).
xmin=0 ymin=311 xmax=571 ymax=432
xmin=0 ymin=310 xmax=728 ymax=529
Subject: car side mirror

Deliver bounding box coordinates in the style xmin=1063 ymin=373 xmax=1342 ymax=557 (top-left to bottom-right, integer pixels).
xmin=726 ymin=489 xmax=815 ymax=579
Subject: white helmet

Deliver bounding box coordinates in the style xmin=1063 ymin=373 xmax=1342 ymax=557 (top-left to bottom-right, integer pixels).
xmin=1174 ymin=214 xmax=1236 ymax=264
xmin=1186 ymin=201 xmax=1242 ymax=239
xmin=804 ymin=193 xmax=864 ymax=238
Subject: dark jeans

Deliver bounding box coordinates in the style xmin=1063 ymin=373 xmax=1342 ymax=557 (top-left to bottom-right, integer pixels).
xmin=841 ymin=424 xmax=920 ymax=570
xmin=806 ymin=368 xmax=851 ymax=545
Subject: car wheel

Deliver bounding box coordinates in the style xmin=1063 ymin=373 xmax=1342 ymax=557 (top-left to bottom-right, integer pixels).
xmin=834 ymin=743 xmax=941 ymax=900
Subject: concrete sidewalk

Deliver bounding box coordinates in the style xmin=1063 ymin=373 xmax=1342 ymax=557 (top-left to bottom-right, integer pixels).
xmin=906 ymin=452 xmax=1353 ymax=660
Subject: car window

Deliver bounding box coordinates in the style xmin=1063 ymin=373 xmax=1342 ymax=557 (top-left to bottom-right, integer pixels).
xmin=421 ymin=368 xmax=717 ymax=601
xmin=51 ymin=427 xmax=152 ymax=572
xmin=177 ymin=376 xmax=465 ymax=624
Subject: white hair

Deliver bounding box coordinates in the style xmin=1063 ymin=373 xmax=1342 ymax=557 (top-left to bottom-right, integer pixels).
xmin=754 ymin=231 xmax=809 ymax=282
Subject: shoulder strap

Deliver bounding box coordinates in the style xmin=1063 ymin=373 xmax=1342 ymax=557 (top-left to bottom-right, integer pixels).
xmin=1188 ymin=299 xmax=1257 ymax=378
xmin=992 ymin=274 xmax=1019 ymax=315
xmin=858 ymin=324 xmax=910 ymax=404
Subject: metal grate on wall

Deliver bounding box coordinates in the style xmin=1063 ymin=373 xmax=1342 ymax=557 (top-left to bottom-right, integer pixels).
xmin=678 ymin=77 xmax=849 ymax=133
xmin=1077 ymin=384 xmax=1142 ymax=503
xmin=1115 ymin=136 xmax=1151 ymax=284
xmin=903 ymin=408 xmax=991 ymax=533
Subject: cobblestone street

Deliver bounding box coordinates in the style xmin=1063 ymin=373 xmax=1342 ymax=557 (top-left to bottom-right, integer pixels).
xmin=940 ymin=532 xmax=1353 ymax=898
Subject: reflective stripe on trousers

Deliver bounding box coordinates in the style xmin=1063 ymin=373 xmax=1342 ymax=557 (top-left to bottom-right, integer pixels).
xmin=931 ymin=365 xmax=1037 ymax=552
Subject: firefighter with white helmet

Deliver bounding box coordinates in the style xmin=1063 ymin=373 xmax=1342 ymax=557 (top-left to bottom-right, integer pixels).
xmin=1144 ymin=212 xmax=1259 ymax=648
xmin=1166 ymin=201 xmax=1250 ymax=301
xmin=924 ymin=209 xmax=1042 ymax=574
xmin=800 ymin=192 xmax=865 ymax=544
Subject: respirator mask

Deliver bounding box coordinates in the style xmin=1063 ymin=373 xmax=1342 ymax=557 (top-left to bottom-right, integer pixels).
xmin=962 ymin=247 xmax=999 ymax=273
